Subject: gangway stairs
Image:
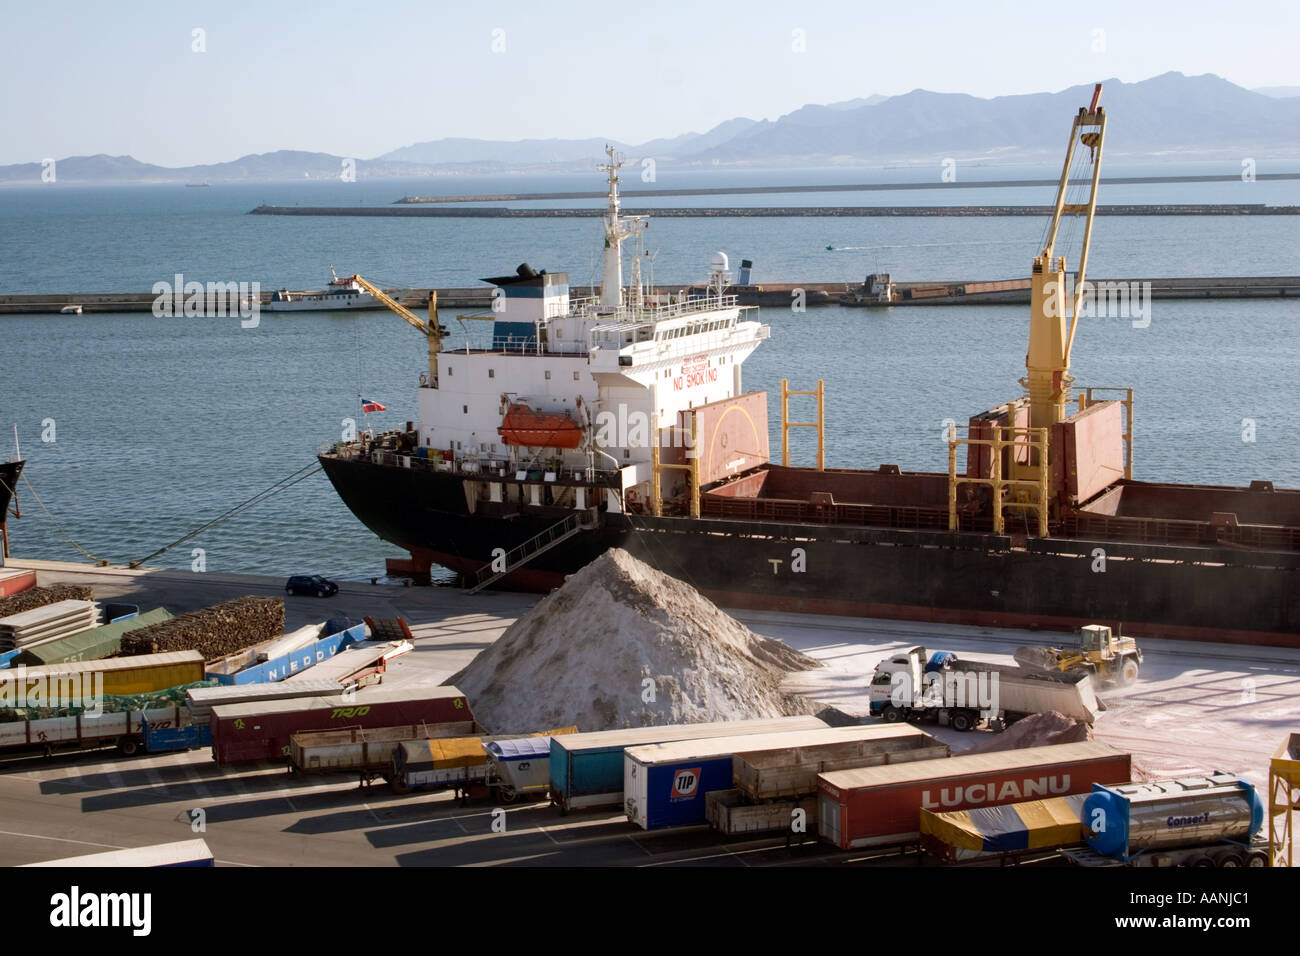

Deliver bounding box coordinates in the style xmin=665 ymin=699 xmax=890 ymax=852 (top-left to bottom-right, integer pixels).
xmin=465 ymin=509 xmax=599 ymax=594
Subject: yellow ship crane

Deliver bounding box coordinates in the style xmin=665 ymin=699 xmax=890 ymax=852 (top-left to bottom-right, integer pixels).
xmin=349 ymin=276 xmax=443 ymax=387
xmin=1023 ymin=83 xmax=1107 ymax=438
xmin=946 ymin=84 xmax=1111 ymax=538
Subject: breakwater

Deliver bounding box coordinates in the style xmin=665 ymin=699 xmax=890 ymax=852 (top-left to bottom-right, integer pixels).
xmin=249 ymin=203 xmax=1299 ymax=218
xmin=3 ymin=276 xmax=1296 ymax=314
xmin=395 ymin=172 xmax=1300 ymax=204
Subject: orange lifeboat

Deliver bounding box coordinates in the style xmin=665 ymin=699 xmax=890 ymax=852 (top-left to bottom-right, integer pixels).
xmin=498 ymin=403 xmax=583 ymax=449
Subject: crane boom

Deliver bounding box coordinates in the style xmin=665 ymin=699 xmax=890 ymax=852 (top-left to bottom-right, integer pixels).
xmin=350 ymin=275 xmax=435 ymax=337
xmin=1023 ymin=83 xmax=1106 ymax=434
xmin=350 ymin=275 xmax=442 ymax=387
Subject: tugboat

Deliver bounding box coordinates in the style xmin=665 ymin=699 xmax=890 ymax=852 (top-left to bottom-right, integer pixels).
xmin=320 ymin=96 xmax=1300 ymax=647
xmin=264 ymin=268 xmax=387 ymax=312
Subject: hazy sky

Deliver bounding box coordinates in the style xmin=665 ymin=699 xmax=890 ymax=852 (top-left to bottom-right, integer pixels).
xmin=3 ymin=0 xmax=1296 ymax=166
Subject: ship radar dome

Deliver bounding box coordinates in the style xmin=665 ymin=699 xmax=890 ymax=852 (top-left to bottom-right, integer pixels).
xmin=710 ymin=251 xmax=729 ymax=273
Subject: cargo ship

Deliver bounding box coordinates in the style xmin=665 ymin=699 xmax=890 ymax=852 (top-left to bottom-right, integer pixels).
xmin=1 ymin=427 xmax=23 ymax=560
xmin=320 ymin=89 xmax=1299 ymax=647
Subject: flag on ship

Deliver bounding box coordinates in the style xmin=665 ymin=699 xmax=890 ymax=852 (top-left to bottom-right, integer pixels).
xmin=361 ymin=398 xmax=386 ymax=413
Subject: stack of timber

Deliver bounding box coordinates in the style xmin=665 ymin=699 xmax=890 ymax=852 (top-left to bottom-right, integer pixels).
xmin=0 ymin=585 xmax=94 ymax=619
xmin=121 ymin=596 xmax=283 ymax=659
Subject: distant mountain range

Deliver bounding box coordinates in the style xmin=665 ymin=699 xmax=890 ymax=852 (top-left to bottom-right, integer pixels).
xmin=3 ymin=73 xmax=1296 ymax=184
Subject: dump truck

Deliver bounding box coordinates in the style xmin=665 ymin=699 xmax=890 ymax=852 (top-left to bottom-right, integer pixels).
xmin=1014 ymin=624 xmax=1142 ymax=686
xmin=868 ymin=646 xmax=1101 ymax=731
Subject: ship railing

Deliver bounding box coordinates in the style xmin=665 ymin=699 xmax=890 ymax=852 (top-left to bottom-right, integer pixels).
xmin=946 ymin=423 xmax=1052 ymax=537
xmin=701 ymin=495 xmax=950 ymax=530
xmin=570 ymin=293 xmax=741 ymax=324
xmin=1063 ymin=512 xmax=1300 ymax=552
xmin=352 ymin=445 xmax=619 ymax=486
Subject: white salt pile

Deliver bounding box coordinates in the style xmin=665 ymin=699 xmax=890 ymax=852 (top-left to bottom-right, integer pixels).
xmin=962 ymin=710 xmax=1092 ymax=754
xmin=446 ymin=548 xmax=821 ymax=733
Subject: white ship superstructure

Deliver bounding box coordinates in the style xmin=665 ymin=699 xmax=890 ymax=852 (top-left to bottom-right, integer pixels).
xmin=416 ymin=147 xmax=770 ymax=515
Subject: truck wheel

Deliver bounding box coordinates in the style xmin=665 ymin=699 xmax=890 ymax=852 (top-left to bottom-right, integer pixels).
xmin=498 ymin=786 xmax=518 ymax=804
xmin=1246 ymin=850 xmax=1268 ymax=867
xmin=881 ymin=705 xmax=903 ymax=723
xmin=116 ymin=737 xmax=140 ymax=757
xmin=1118 ymin=659 xmax=1140 ymax=686
xmin=1216 ymin=852 xmax=1244 ymax=868
xmin=951 ymin=711 xmax=975 ymax=732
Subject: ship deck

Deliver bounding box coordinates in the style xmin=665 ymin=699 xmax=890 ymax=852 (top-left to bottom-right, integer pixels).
xmin=701 ymin=465 xmax=1300 ymax=552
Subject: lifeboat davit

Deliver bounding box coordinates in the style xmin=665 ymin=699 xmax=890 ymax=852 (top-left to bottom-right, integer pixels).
xmin=498 ymin=403 xmax=583 ymax=449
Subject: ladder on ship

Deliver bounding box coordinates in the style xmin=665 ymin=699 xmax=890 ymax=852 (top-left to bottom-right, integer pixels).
xmin=465 ymin=508 xmax=599 ymax=593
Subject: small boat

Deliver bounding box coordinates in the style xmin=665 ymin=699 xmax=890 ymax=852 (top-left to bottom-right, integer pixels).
xmin=263 ymin=268 xmax=386 ymax=312
xmin=185 ymin=181 xmax=211 ymax=188
xmin=59 ymin=305 xmax=83 ymax=315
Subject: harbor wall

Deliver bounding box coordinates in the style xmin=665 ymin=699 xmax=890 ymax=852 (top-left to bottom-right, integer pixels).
xmin=1 ymin=276 xmax=1296 ymax=313
xmin=249 ymin=203 xmax=1298 ymax=218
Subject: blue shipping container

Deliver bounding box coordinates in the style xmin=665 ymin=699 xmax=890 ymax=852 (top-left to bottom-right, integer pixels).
xmin=550 ymin=718 xmax=829 ymax=812
xmin=550 ymin=740 xmax=630 ymax=810
xmin=209 ymin=623 xmax=363 ymax=685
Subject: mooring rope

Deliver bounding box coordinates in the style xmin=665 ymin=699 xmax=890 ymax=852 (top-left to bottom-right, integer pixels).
xmin=128 ymin=460 xmax=323 ymax=568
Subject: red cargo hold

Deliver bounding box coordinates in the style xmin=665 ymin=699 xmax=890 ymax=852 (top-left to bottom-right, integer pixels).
xmin=210 ymin=685 xmax=473 ymax=764
xmin=818 ymin=741 xmax=1130 ymax=850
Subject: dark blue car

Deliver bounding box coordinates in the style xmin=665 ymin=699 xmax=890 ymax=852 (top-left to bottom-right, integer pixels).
xmin=285 ymin=575 xmax=339 ymax=597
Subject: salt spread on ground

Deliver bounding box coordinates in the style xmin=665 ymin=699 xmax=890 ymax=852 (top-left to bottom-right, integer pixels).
xmin=446 ymin=548 xmax=821 ymax=733
xmin=961 ymin=710 xmax=1092 ymax=754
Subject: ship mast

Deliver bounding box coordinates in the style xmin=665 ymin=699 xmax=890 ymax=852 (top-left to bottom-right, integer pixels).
xmin=597 ymin=145 xmax=647 ymax=309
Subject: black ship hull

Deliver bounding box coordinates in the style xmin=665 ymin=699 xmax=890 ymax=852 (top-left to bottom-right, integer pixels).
xmin=0 ymin=459 xmax=23 ymax=522
xmin=319 ymin=454 xmax=1299 ymax=647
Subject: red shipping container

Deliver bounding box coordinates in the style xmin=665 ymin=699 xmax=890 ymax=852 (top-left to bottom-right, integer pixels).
xmin=0 ymin=570 xmax=37 ymax=599
xmin=210 ymin=685 xmax=473 ymax=764
xmin=817 ymin=741 xmax=1130 ymax=850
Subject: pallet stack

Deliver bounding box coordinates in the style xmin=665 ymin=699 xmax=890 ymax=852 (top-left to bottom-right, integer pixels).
xmin=0 ymin=599 xmax=99 ymax=651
